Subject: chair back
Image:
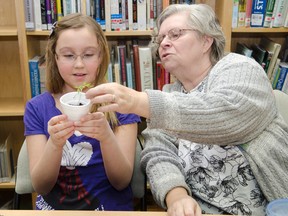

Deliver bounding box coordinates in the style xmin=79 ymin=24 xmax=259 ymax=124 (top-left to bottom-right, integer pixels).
xmin=274 ymin=90 xmax=288 ymax=124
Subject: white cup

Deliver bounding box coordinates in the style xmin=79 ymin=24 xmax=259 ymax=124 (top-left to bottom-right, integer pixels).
xmin=60 ymin=92 xmax=91 ymax=121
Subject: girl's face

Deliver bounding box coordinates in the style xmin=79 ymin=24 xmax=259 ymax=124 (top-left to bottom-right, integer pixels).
xmin=55 ymin=26 xmax=101 ymax=93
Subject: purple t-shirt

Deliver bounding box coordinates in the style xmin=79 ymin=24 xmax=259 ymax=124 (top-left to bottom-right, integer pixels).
xmin=24 ymin=92 xmax=141 ymax=210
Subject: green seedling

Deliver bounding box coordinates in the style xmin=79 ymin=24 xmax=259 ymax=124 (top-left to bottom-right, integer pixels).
xmin=71 ymin=82 xmax=93 ymax=106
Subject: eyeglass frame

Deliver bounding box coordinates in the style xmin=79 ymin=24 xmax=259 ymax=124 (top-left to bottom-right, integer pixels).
xmin=153 ymin=27 xmax=196 ymax=45
xmin=55 ymin=52 xmax=99 ymax=64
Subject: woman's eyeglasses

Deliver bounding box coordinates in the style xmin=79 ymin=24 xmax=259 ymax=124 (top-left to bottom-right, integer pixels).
xmin=55 ymin=53 xmax=98 ymax=64
xmin=154 ymin=28 xmax=195 ymax=44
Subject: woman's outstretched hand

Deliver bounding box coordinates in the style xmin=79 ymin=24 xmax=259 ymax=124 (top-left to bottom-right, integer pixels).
xmin=85 ymin=82 xmax=150 ymax=118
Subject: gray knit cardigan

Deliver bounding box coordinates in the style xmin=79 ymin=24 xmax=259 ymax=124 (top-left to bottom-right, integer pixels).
xmin=141 ymin=53 xmax=288 ymax=209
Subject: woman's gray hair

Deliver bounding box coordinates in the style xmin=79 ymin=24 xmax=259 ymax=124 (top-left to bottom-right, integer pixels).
xmin=150 ymin=4 xmax=225 ymax=65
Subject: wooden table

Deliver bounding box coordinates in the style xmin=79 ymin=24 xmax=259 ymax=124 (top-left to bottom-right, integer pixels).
xmin=0 ymin=210 xmax=230 ymax=216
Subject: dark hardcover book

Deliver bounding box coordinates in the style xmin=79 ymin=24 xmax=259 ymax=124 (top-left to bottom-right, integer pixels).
xmin=133 ymin=44 xmax=141 ymax=91
xmin=235 ymin=42 xmax=253 ymax=57
xmin=29 ymin=56 xmax=41 ymax=97
xmin=251 ymin=43 xmax=268 ymax=68
xmin=40 ymin=0 xmax=48 ymax=30
xmin=117 ymin=45 xmax=128 ymax=86
xmin=45 ymin=0 xmax=53 ymax=30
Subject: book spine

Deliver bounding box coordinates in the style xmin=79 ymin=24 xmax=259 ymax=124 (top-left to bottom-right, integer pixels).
xmin=133 ymin=44 xmax=141 ymax=91
xmin=137 ymin=0 xmax=147 ymax=30
xmin=139 ymin=47 xmax=153 ymax=91
xmin=40 ymin=0 xmax=48 ymax=30
xmin=132 ymin=0 xmax=138 ymax=30
xmin=232 ymin=0 xmax=239 ymax=28
xmin=250 ymin=0 xmax=267 ymax=27
xmin=33 ymin=0 xmax=42 ymax=30
xmin=56 ymin=0 xmax=63 ymax=20
xmin=25 ymin=0 xmax=35 ymax=30
xmin=275 ymin=64 xmax=288 ymax=90
xmin=280 ymin=70 xmax=288 ymax=93
xmin=245 ymin=0 xmax=253 ymax=27
xmin=111 ymin=0 xmax=122 ymax=31
xmin=45 ymin=0 xmax=53 ymax=29
xmin=263 ymin=0 xmax=276 ymax=27
xmin=105 ymin=0 xmax=111 ymax=31
xmin=238 ymin=0 xmax=246 ymax=27
xmin=50 ymin=0 xmax=57 ymax=23
xmin=271 ymin=0 xmax=287 ymax=27
xmin=29 ymin=58 xmax=41 ymax=98
xmin=128 ymin=0 xmax=133 ymax=30
xmin=118 ymin=45 xmax=128 ymax=86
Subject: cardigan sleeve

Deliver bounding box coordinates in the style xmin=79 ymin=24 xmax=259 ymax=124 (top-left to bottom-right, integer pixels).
xmin=145 ymin=53 xmax=277 ymax=146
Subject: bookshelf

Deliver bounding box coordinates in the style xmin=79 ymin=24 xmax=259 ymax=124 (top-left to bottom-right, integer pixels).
xmin=0 ymin=0 xmax=287 ymax=209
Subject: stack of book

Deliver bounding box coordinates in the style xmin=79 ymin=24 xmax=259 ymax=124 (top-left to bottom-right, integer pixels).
xmin=0 ymin=134 xmax=14 ymax=183
xmin=235 ymin=36 xmax=288 ymax=94
xmin=232 ymin=0 xmax=288 ymax=28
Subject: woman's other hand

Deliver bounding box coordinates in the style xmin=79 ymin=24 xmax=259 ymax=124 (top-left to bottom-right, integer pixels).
xmin=166 ymin=187 xmax=202 ymax=216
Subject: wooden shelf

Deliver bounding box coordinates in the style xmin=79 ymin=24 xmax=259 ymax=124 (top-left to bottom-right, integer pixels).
xmin=0 ymin=98 xmax=25 ymax=116
xmin=232 ymin=27 xmax=288 ymax=33
xmin=0 ymin=175 xmax=15 ymax=189
xmin=0 ymin=26 xmax=17 ymax=36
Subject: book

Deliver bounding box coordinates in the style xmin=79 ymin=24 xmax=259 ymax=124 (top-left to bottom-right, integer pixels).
xmin=270 ymin=0 xmax=288 ymax=27
xmin=232 ymin=0 xmax=239 ymax=28
xmin=138 ymin=46 xmax=153 ymax=91
xmin=24 ymin=0 xmax=35 ymax=30
xmin=0 ymin=134 xmax=14 ymax=183
xmin=281 ymin=68 xmax=288 ymax=94
xmin=29 ymin=56 xmax=41 ymax=98
xmin=56 ymin=0 xmax=63 ymax=20
xmin=263 ymin=0 xmax=276 ymax=27
xmin=40 ymin=0 xmax=48 ymax=30
xmin=275 ymin=62 xmax=288 ymax=90
xmin=117 ymin=45 xmax=128 ymax=86
xmin=245 ymin=0 xmax=253 ymax=27
xmin=270 ymin=58 xmax=281 ymax=87
xmin=251 ymin=43 xmax=268 ymax=67
xmin=250 ymin=0 xmax=267 ymax=27
xmin=259 ymin=37 xmax=281 ymax=80
xmin=111 ymin=0 xmax=123 ymax=31
xmin=235 ymin=42 xmax=253 ymax=57
xmin=132 ymin=0 xmax=138 ymax=30
xmin=45 ymin=0 xmax=53 ymax=30
xmin=137 ymin=0 xmax=147 ymax=30
xmin=105 ymin=0 xmax=111 ymax=31
xmin=33 ymin=0 xmax=42 ymax=30
xmin=238 ymin=0 xmax=246 ymax=27
xmin=132 ymin=44 xmax=141 ymax=91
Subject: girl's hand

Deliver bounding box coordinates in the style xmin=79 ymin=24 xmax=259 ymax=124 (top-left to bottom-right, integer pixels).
xmin=74 ymin=112 xmax=114 ymax=142
xmin=47 ymin=114 xmax=75 ymax=149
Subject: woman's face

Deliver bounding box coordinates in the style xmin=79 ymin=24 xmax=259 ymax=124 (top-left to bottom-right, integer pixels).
xmin=158 ymin=13 xmax=208 ymax=74
xmin=55 ymin=27 xmax=101 ymax=93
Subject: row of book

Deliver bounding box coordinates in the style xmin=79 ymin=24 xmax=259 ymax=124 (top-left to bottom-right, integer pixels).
xmin=235 ymin=36 xmax=288 ymax=94
xmin=0 ymin=134 xmax=14 ymax=183
xmin=28 ymin=40 xmax=174 ymax=97
xmin=232 ymin=0 xmax=288 ymax=28
xmin=25 ymin=0 xmax=195 ymax=32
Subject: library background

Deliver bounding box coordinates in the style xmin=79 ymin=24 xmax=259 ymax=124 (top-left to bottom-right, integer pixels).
xmin=0 ymin=0 xmax=288 ymax=210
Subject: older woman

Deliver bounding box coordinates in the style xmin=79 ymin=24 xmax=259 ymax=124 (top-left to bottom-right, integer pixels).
xmin=86 ymin=4 xmax=288 ymax=216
